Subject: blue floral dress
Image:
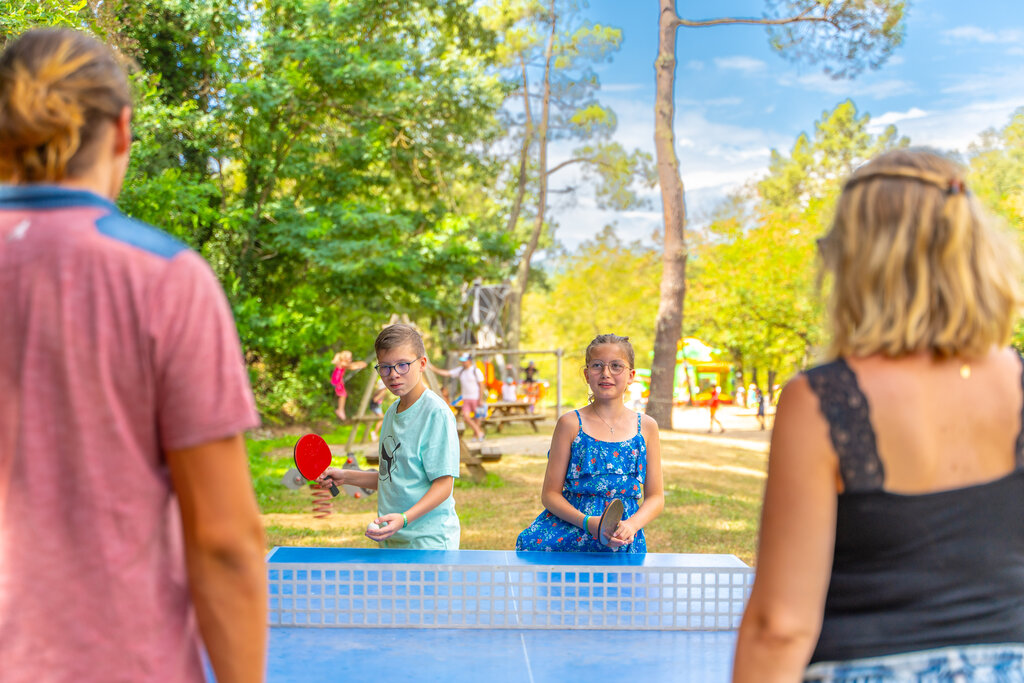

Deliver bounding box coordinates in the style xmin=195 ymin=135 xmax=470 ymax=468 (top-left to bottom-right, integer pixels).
xmin=515 ymin=409 xmax=647 ymax=553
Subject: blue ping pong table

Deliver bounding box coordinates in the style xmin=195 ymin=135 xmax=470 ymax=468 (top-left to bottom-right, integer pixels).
xmin=264 ymin=547 xmax=753 ymax=683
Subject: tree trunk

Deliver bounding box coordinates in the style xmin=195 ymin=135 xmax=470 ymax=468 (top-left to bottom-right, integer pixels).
xmin=647 ymin=0 xmax=688 ymax=429
xmin=504 ymin=55 xmax=534 ymax=237
xmin=507 ymin=1 xmax=556 ymax=351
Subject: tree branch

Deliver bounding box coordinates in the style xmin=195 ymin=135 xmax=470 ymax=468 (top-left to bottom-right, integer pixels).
xmin=671 ymin=7 xmax=837 ymax=30
xmin=545 ymin=154 xmax=616 ymax=176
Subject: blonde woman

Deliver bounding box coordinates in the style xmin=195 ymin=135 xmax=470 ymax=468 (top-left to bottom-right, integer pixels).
xmin=733 ymin=149 xmax=1024 ymax=682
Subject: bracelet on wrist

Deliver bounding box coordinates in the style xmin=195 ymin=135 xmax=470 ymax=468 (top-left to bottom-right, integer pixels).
xmin=582 ymin=515 xmax=590 ymax=534
xmin=402 ymin=512 xmax=408 ymax=528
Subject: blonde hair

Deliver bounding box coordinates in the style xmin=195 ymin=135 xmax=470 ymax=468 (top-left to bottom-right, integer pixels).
xmin=0 ymin=28 xmax=131 ymax=183
xmin=820 ymin=148 xmax=1024 ymax=358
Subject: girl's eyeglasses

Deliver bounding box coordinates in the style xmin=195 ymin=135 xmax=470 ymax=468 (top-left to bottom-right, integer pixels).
xmin=586 ymin=361 xmax=629 ymax=376
xmin=375 ymin=359 xmax=420 ymax=377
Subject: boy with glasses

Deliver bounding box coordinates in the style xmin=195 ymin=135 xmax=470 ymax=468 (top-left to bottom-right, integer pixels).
xmin=318 ymin=324 xmax=461 ymax=549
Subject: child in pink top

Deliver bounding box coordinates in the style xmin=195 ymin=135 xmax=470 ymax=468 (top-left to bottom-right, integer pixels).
xmin=331 ymin=350 xmax=367 ymax=421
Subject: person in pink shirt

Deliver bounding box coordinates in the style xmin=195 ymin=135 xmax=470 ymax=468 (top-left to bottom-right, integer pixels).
xmin=0 ymin=29 xmax=266 ymax=682
xmin=330 ymin=349 xmax=368 ymax=421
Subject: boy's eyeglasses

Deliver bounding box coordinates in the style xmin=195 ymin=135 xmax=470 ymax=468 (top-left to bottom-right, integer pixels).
xmin=586 ymin=361 xmax=629 ymax=376
xmin=375 ymin=359 xmax=421 ymax=377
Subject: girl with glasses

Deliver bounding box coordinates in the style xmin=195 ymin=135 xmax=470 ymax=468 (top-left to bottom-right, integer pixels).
xmin=516 ymin=334 xmax=664 ymax=552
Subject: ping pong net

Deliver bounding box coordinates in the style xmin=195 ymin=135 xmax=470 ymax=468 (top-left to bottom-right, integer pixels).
xmin=267 ymin=548 xmax=752 ymax=631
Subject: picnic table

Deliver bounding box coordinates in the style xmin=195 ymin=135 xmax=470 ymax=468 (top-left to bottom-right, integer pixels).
xmin=481 ymin=400 xmax=545 ymax=433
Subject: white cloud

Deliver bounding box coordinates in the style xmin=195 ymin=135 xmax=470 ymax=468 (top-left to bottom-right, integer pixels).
xmin=943 ymin=66 xmax=1024 ymax=97
xmin=540 ymin=95 xmax=789 ymax=249
xmin=714 ymin=56 xmax=767 ymax=73
xmin=943 ymin=26 xmax=1024 ymax=44
xmin=602 ymin=83 xmax=646 ymax=93
xmin=686 ymin=60 xmax=704 ymax=71
xmin=868 ymin=107 xmax=928 ymax=128
xmin=704 ymin=96 xmax=744 ymax=107
xmin=783 ymin=72 xmax=914 ymax=100
xmin=888 ymin=98 xmax=1024 ymax=151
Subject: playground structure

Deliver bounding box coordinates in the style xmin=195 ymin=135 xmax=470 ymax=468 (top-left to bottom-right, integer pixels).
xmin=633 ymin=337 xmax=737 ymax=407
xmin=445 ymin=348 xmax=564 ymax=419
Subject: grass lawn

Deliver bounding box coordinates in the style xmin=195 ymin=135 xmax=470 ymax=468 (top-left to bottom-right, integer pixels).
xmin=247 ymin=422 xmax=767 ymax=566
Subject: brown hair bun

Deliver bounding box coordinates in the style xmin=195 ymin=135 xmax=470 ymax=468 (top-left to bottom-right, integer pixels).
xmin=0 ymin=28 xmax=130 ymax=182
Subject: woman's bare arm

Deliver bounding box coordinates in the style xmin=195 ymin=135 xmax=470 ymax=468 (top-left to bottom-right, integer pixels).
xmin=732 ymin=375 xmax=837 ymax=682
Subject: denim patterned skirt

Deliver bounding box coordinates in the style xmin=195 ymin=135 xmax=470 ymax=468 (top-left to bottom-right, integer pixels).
xmin=804 ymin=643 xmax=1024 ymax=682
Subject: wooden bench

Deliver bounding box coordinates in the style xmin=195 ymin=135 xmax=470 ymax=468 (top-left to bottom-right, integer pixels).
xmin=459 ymin=439 xmax=503 ymax=482
xmin=481 ymin=413 xmax=545 ymax=433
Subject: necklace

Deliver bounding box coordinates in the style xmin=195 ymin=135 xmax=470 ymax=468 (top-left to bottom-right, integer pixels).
xmin=593 ymin=408 xmax=621 ymax=435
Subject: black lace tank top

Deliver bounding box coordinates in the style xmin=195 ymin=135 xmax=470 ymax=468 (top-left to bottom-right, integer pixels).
xmin=805 ymin=357 xmax=1024 ymax=663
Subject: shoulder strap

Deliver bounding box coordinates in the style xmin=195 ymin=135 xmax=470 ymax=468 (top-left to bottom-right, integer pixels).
xmin=636 ymin=411 xmax=642 ymax=433
xmin=804 ymin=358 xmax=885 ymax=493
xmin=573 ymin=409 xmax=582 ymax=426
xmin=1015 ymin=351 xmax=1024 ymax=469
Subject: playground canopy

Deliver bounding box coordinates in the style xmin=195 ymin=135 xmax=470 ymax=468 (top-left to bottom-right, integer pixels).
xmin=634 ymin=338 xmax=736 ymax=406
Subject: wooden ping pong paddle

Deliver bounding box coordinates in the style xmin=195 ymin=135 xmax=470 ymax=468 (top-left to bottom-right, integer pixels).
xmin=597 ymin=498 xmax=624 ymax=547
xmin=293 ymin=434 xmax=338 ymax=497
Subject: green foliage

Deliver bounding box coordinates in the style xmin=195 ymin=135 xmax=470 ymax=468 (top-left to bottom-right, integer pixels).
xmin=967 ymin=108 xmax=1024 ymax=349
xmin=522 ymin=226 xmax=661 ymax=406
xmin=0 ymin=2 xmax=519 ymax=421
xmin=764 ymin=0 xmax=907 ymax=78
xmin=0 ymin=1 xmax=88 ymax=45
xmin=687 ymin=101 xmax=908 ymax=377
xmin=969 ymin=108 xmax=1024 ymax=231
xmin=125 ymin=1 xmax=512 ymax=420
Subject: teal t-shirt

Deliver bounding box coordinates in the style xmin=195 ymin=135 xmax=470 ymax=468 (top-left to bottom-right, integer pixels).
xmin=377 ymin=389 xmax=461 ymax=549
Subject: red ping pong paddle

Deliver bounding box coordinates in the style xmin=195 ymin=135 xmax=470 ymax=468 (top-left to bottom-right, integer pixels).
xmin=294 ymin=434 xmax=338 ymax=497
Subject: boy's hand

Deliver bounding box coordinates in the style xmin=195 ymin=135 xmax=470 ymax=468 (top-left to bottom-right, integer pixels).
xmin=316 ymin=467 xmax=346 ymax=488
xmin=365 ymin=513 xmax=404 ymax=542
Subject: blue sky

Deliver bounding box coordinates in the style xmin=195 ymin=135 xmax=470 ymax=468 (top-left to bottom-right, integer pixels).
xmin=545 ymin=0 xmax=1024 ymax=249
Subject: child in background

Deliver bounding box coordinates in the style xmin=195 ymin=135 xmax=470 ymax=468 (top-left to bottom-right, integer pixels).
xmin=516 ymin=334 xmax=664 ymax=553
xmin=430 ymin=354 xmax=486 ymax=442
xmin=368 ymin=378 xmax=387 ymax=441
xmin=330 ymin=350 xmax=367 ymax=421
xmin=501 ymin=376 xmax=518 ymax=402
xmin=708 ymin=385 xmax=725 ymax=433
xmin=754 ymin=385 xmax=766 ymax=431
xmin=319 ymin=324 xmax=461 ymax=549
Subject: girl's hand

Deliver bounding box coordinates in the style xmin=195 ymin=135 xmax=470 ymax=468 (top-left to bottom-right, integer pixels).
xmin=607 ymin=519 xmax=638 ymax=548
xmin=365 ymin=513 xmax=404 ymax=542
xmin=317 ymin=467 xmax=346 ymax=488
